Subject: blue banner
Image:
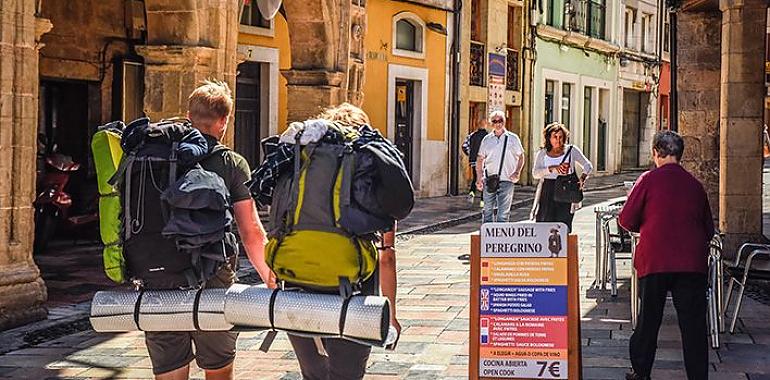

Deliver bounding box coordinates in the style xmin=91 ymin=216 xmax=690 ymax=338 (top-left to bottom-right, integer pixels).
xmin=480 ymin=285 xmax=567 ymax=316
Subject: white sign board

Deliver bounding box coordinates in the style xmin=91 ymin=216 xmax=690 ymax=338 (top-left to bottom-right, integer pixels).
xmin=481 ymin=222 xmax=568 ymax=258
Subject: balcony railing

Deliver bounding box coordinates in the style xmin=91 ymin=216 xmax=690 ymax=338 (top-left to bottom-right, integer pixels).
xmin=506 ymin=49 xmax=519 ymax=91
xmin=564 ymin=0 xmax=606 ymax=40
xmin=470 ymin=42 xmax=485 ymax=87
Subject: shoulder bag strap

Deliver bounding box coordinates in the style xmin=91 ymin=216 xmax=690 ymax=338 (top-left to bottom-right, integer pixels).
xmin=497 ymin=135 xmax=508 ymax=176
xmin=559 ymin=145 xmax=574 ymax=166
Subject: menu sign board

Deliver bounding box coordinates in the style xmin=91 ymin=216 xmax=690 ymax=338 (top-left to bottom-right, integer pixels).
xmin=478 ymin=222 xmax=569 ymax=379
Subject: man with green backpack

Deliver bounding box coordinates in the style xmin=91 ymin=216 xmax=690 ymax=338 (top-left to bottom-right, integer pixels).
xmin=137 ymin=80 xmax=273 ymax=380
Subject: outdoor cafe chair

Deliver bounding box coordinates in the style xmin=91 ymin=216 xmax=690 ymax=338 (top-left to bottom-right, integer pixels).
xmin=723 ymin=242 xmax=770 ymax=333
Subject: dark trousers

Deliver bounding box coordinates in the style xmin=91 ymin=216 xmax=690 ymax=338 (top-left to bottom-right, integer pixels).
xmin=469 ymin=162 xmax=478 ymax=193
xmin=288 ymin=334 xmax=372 ymax=380
xmin=630 ymin=272 xmax=708 ymax=380
xmin=535 ymin=179 xmax=575 ymax=232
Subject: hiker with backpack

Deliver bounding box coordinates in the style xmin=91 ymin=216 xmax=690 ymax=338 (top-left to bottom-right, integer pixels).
xmin=111 ymin=80 xmax=273 ymax=380
xmin=249 ymin=103 xmax=409 ymax=380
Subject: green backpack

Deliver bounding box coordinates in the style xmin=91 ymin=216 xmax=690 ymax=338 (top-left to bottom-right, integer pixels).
xmin=91 ymin=125 xmax=125 ymax=283
xmin=266 ymin=131 xmax=378 ymax=290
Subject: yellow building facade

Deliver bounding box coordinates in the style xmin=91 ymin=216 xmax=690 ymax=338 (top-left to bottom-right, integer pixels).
xmin=361 ymin=0 xmax=453 ymax=197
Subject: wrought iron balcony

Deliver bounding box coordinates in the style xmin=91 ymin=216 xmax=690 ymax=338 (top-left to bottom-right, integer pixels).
xmin=565 ymin=0 xmax=606 ymax=40
xmin=470 ymin=42 xmax=485 ymax=87
xmin=506 ymin=49 xmax=519 ymax=91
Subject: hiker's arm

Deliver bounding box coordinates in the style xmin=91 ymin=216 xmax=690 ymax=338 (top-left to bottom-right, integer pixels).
xmin=475 ymin=156 xmax=485 ymax=191
xmin=233 ymin=199 xmax=275 ymax=288
xmin=380 ymin=230 xmax=400 ymax=334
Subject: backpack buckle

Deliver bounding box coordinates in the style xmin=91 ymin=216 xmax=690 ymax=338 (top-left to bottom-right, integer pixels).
xmin=338 ymin=277 xmax=353 ymax=299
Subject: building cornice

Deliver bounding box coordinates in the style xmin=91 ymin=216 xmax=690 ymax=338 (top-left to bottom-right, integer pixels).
xmin=536 ymin=25 xmax=621 ymax=55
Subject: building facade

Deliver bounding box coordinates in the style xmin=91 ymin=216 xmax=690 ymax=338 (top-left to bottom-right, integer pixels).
xmin=533 ymin=0 xmax=621 ymax=175
xmin=361 ymin=0 xmax=453 ymax=197
xmin=616 ymin=0 xmax=666 ymax=170
xmin=459 ymin=0 xmax=527 ymax=189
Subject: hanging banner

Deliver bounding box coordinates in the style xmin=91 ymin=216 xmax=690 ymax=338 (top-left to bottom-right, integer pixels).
xmin=488 ymin=75 xmax=506 ymax=113
xmin=470 ymin=222 xmax=579 ymax=380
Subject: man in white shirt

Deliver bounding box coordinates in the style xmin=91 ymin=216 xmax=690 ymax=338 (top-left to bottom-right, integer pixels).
xmin=475 ymin=110 xmax=525 ymax=223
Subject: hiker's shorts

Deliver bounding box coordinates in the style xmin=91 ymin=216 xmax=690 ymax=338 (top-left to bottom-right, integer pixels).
xmin=145 ymin=330 xmax=238 ymax=375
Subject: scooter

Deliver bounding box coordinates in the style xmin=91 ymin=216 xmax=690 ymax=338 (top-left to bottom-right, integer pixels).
xmin=33 ymin=153 xmax=99 ymax=254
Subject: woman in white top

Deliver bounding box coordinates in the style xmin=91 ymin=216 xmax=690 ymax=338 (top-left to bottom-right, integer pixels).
xmin=530 ymin=123 xmax=594 ymax=232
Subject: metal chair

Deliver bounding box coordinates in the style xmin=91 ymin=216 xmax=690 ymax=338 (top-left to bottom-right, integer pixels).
xmin=723 ymin=242 xmax=770 ymax=333
xmin=600 ymin=214 xmax=633 ymax=297
xmin=707 ymin=235 xmax=724 ymax=349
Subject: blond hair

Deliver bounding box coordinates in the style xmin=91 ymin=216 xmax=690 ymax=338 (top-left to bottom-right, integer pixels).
xmin=317 ymin=102 xmax=370 ymax=126
xmin=188 ymin=79 xmax=233 ymax=128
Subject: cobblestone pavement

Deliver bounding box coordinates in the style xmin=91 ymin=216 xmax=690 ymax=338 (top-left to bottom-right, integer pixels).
xmin=2 ymin=175 xmax=770 ymax=379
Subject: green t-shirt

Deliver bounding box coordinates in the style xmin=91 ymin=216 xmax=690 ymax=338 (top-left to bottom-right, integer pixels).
xmin=200 ymin=134 xmax=253 ymax=203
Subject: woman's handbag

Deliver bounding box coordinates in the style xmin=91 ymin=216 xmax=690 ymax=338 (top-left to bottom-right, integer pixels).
xmin=484 ymin=135 xmax=508 ymax=193
xmin=553 ymin=146 xmax=584 ymax=203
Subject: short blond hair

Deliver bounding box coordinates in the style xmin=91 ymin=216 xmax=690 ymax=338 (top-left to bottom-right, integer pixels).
xmin=188 ymin=79 xmax=233 ymax=128
xmin=317 ymin=102 xmax=370 ymax=126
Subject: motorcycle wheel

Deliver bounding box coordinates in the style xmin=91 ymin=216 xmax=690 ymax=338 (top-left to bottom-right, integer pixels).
xmin=34 ymin=206 xmax=57 ymax=254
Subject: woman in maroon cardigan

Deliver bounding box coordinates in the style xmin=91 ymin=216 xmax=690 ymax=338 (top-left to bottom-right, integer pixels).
xmin=619 ymin=130 xmax=714 ymax=380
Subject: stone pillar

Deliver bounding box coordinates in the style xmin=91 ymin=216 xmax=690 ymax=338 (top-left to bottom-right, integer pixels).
xmin=141 ymin=0 xmax=240 ymax=146
xmin=719 ymin=0 xmax=767 ymax=254
xmin=0 ymin=0 xmax=52 ymax=330
xmin=281 ymin=0 xmax=365 ymax=123
xmin=676 ymin=10 xmax=722 ymax=219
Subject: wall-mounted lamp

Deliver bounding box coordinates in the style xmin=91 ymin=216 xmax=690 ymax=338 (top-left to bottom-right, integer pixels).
xmin=426 ymin=22 xmax=448 ymax=35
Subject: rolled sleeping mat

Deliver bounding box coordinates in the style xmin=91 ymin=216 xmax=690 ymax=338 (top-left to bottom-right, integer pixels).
xmin=224 ymin=284 xmax=391 ymax=346
xmin=90 ymin=288 xmax=233 ymax=332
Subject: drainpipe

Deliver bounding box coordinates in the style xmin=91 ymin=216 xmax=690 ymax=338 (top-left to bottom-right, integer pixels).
xmin=448 ymin=0 xmax=462 ymax=196
xmin=670 ymin=7 xmax=678 ymax=132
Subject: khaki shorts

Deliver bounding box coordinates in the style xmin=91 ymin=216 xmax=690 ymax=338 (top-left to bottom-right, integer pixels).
xmin=145 ymin=261 xmax=238 ymax=375
xmin=145 ymin=330 xmax=238 ymax=375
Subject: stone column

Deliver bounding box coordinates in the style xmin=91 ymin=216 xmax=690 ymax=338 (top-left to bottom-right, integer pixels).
xmin=281 ymin=70 xmax=347 ymax=122
xmin=281 ymin=0 xmax=365 ymax=123
xmin=0 ymin=0 xmax=52 ymax=330
xmin=719 ymin=0 xmax=767 ymax=254
xmin=140 ymin=0 xmax=240 ymax=146
xmin=676 ymin=10 xmax=722 ymax=218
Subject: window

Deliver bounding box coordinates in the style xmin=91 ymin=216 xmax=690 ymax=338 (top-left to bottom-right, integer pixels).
xmin=663 ymin=12 xmax=671 ymax=53
xmin=506 ymin=49 xmax=519 ymax=91
xmin=559 ymin=0 xmax=606 ymax=39
xmin=625 ymin=7 xmax=637 ymax=49
xmin=241 ymin=1 xmax=271 ymax=28
xmin=561 ymin=83 xmax=571 ymax=129
xmin=640 ymin=13 xmax=653 ymax=53
xmin=396 ymin=20 xmax=420 ymax=52
xmin=545 ymin=80 xmax=555 ymax=126
xmin=583 ymin=87 xmax=592 ymax=158
xmin=392 ymin=13 xmax=425 ymax=58
xmin=507 ymin=6 xmax=521 ymax=50
xmin=547 ymin=0 xmax=563 ymax=28
xmin=470 ymin=42 xmax=485 ymax=86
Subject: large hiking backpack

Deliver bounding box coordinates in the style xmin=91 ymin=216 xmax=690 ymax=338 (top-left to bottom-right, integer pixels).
xmin=109 ymin=118 xmax=238 ymax=289
xmin=265 ymin=122 xmax=414 ymax=291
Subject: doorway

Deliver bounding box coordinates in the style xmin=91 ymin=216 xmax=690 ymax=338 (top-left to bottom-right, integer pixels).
xmin=622 ymin=89 xmax=643 ymax=169
xmin=395 ymin=80 xmax=415 ymax=178
xmin=235 ymin=62 xmax=264 ymax=169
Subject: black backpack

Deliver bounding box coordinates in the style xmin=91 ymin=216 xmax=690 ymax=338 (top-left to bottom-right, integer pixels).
xmin=109 ymin=118 xmax=238 ymax=289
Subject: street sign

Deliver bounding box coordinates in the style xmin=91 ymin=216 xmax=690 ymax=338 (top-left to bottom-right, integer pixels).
xmin=470 ymin=222 xmax=581 ymax=380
